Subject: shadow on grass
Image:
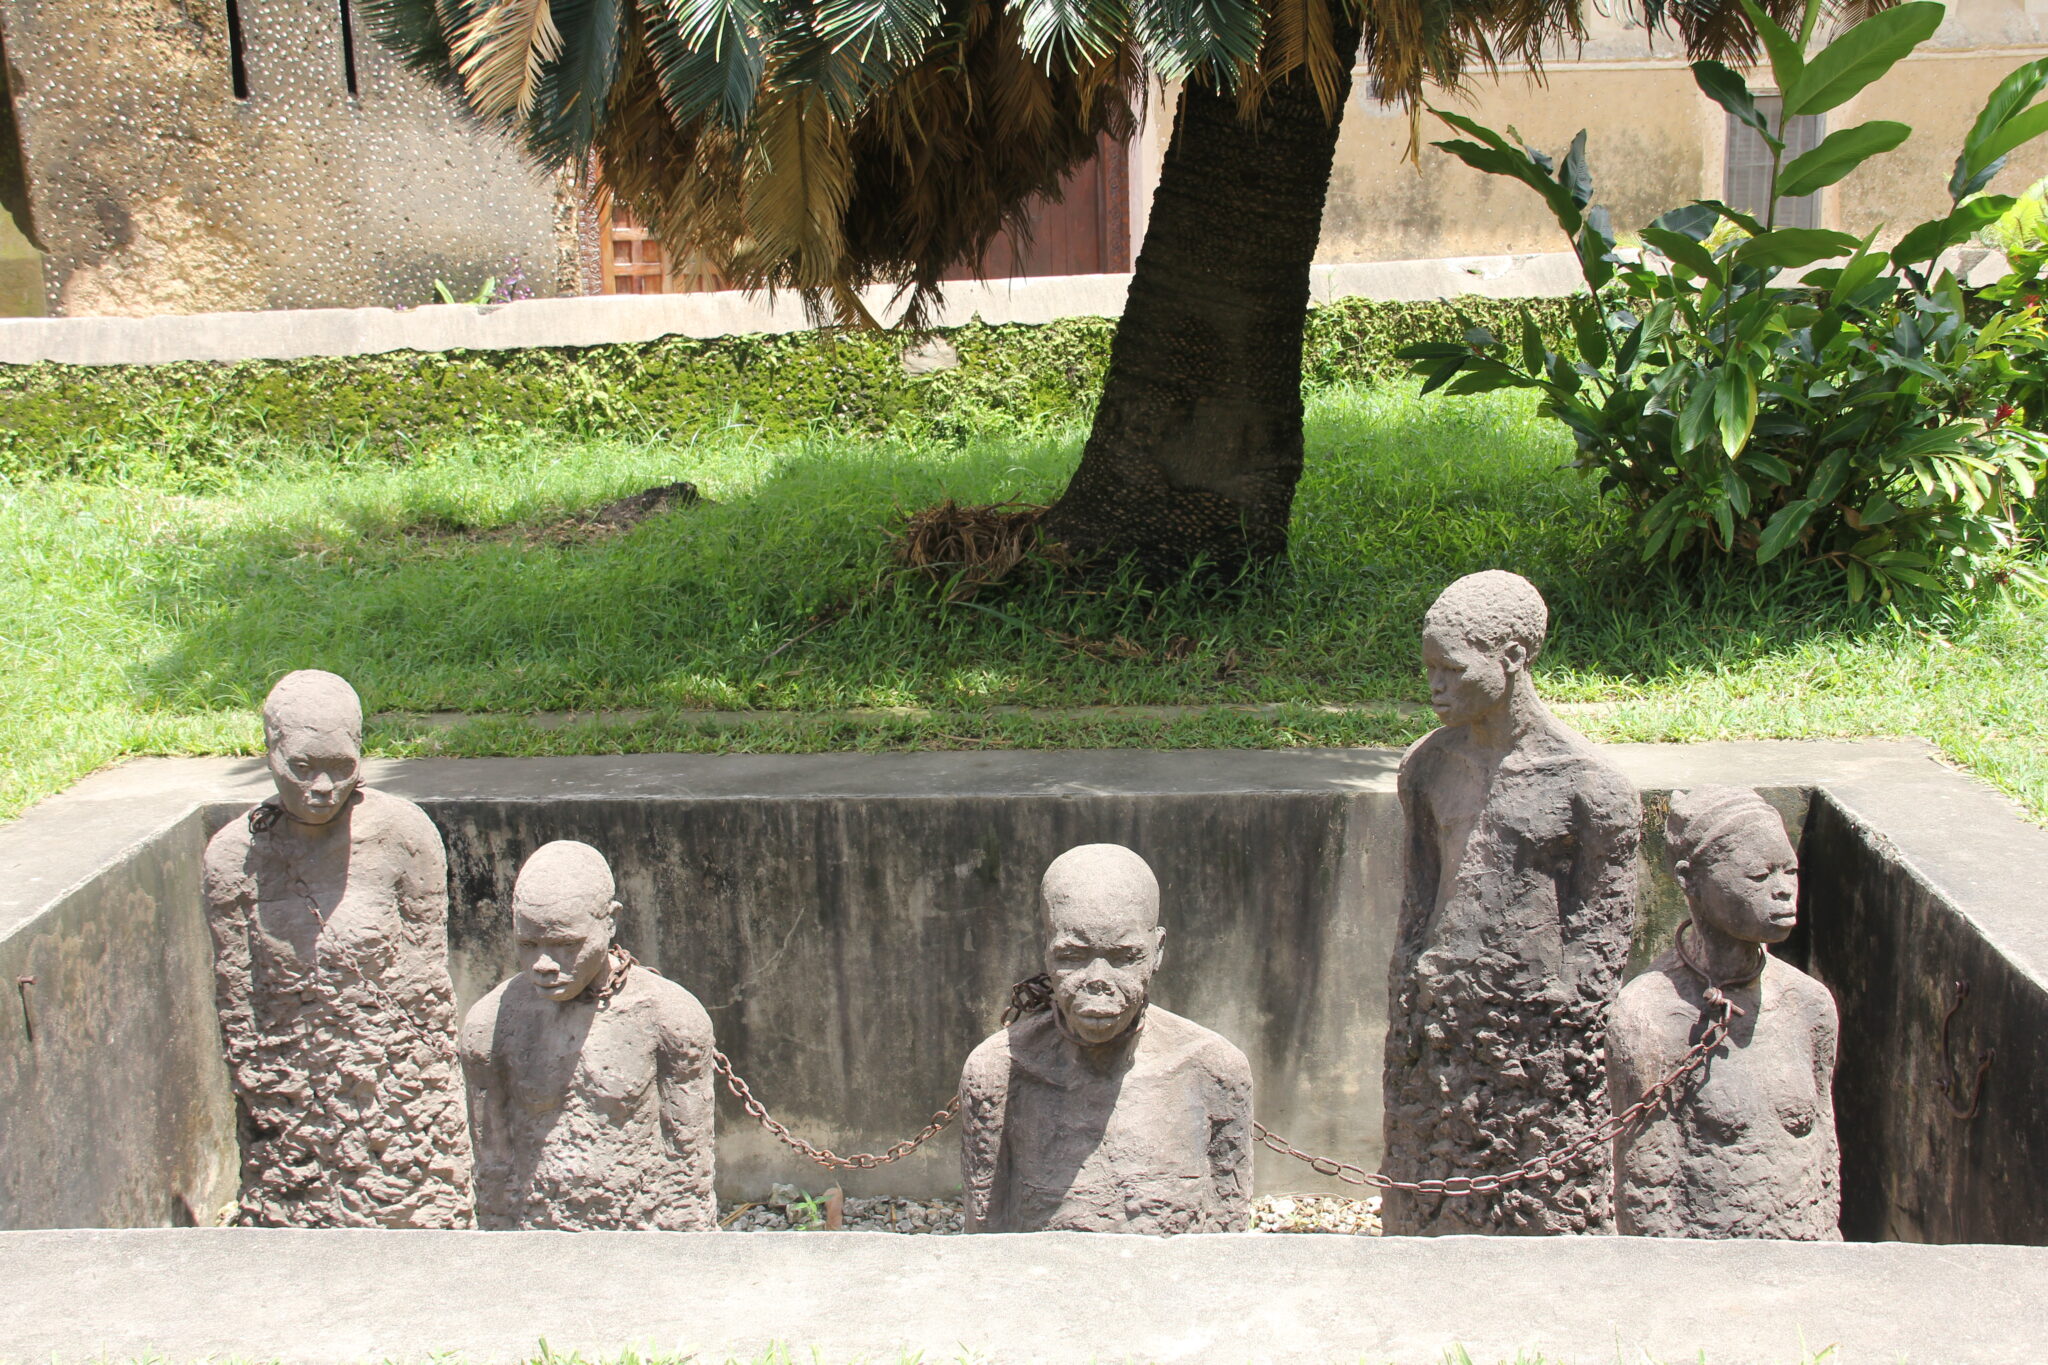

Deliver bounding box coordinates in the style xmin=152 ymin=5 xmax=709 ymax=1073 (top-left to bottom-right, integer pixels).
xmin=128 ymin=389 xmax=1887 ymax=719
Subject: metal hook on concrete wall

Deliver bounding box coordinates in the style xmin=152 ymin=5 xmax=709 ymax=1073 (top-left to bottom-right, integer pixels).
xmin=15 ymin=975 xmax=34 ymax=1044
xmin=1935 ymin=979 xmax=1992 ymax=1121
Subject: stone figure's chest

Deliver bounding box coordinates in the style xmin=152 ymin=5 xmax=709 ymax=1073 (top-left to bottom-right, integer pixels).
xmin=1011 ymin=1066 xmax=1212 ymax=1176
xmin=504 ymin=1011 xmax=657 ymax=1116
xmin=1682 ymin=1022 xmax=1824 ymax=1144
xmin=247 ymin=844 xmax=404 ymax=975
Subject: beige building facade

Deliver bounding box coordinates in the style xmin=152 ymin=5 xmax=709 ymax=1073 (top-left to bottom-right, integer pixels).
xmin=1311 ymin=0 xmax=2048 ymax=262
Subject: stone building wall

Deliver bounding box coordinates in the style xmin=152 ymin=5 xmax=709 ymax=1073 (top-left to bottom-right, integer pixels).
xmin=0 ymin=0 xmax=565 ymax=316
xmin=1305 ymin=0 xmax=2048 ymax=263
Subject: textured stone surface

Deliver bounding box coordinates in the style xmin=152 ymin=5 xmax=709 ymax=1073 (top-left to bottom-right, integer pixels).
xmin=1383 ymin=572 xmax=1640 ymax=1235
xmin=1612 ymin=787 xmax=1840 ymax=1239
xmin=7 ymin=1228 xmax=2048 ymax=1364
xmin=463 ymin=840 xmax=716 ymax=1230
xmin=960 ymin=845 xmax=1253 ymax=1233
xmin=0 ymin=0 xmax=559 ymax=315
xmin=201 ymin=672 xmax=470 ymax=1227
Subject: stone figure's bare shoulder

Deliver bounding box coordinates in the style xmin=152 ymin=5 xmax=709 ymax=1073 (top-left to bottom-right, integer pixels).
xmin=1524 ymin=720 xmax=1636 ymax=812
xmin=202 ymin=814 xmax=258 ymax=906
xmin=638 ymin=970 xmax=715 ymax=1053
xmin=461 ymin=976 xmax=519 ymax=1065
xmin=1612 ymin=957 xmax=1698 ymax=1059
xmin=352 ymin=788 xmax=442 ymax=858
xmin=1145 ymin=1008 xmax=1253 ymax=1087
xmin=961 ymin=1020 xmax=1021 ymax=1101
xmin=1768 ymin=957 xmax=1839 ymax=1032
xmin=1402 ymin=725 xmax=1466 ymax=782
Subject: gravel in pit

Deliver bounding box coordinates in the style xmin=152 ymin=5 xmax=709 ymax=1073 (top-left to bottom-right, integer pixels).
xmin=719 ymin=1187 xmax=1381 ymax=1235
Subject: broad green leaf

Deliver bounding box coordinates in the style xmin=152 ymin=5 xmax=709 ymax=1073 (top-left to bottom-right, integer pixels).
xmin=1430 ymin=108 xmax=1517 ymax=154
xmin=1679 ymin=368 xmax=1720 ymax=452
xmin=1561 ymin=131 xmax=1594 ymax=210
xmin=1891 ymin=196 xmax=2016 ymax=265
xmin=1571 ymin=303 xmax=1610 ymax=368
xmin=1775 ymin=121 xmax=1911 ymax=198
xmin=1651 ymin=202 xmax=1721 ymax=243
xmin=1697 ymin=199 xmax=1769 ymax=237
xmin=1737 ymin=0 xmax=1805 ymax=102
xmin=1831 ymin=226 xmax=1889 ymax=305
xmin=1419 ymin=356 xmax=1468 ymax=395
xmin=1643 ymin=225 xmax=1723 ymax=280
xmin=1757 ymin=498 xmax=1819 ymax=563
xmin=1395 ymin=342 xmax=1469 ymax=361
xmin=1734 ymin=228 xmax=1862 ymax=269
xmin=1693 ymin=61 xmax=1770 ymax=138
xmin=1966 ymin=102 xmax=2048 ymax=179
xmin=1521 ymin=312 xmax=1547 ymax=374
xmin=1430 ymin=139 xmax=1584 ymax=235
xmin=1953 ymin=57 xmax=2048 ymax=199
xmin=1885 ymin=425 xmax=1972 ymax=459
xmin=1716 ymin=364 xmax=1759 ymax=456
xmin=1783 ymin=2 xmax=1945 ymax=116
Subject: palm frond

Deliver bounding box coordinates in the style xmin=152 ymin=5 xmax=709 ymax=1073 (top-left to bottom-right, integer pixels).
xmin=454 ymin=0 xmax=565 ymax=118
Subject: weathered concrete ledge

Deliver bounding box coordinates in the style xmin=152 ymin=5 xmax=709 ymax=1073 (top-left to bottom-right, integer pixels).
xmin=0 ymin=254 xmax=1587 ymax=366
xmin=1 ymin=1227 xmax=2043 ymax=1364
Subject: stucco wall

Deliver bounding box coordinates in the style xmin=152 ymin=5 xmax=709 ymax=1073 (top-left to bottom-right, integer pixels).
xmin=1316 ymin=0 xmax=2048 ymax=262
xmin=0 ymin=0 xmax=561 ymax=316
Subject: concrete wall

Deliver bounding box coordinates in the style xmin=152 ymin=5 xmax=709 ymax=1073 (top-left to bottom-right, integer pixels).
xmin=3 ymin=744 xmax=2044 ymax=1239
xmin=0 ymin=800 xmax=235 ymax=1228
xmin=1314 ymin=0 xmax=2048 ymax=263
xmin=0 ymin=0 xmax=562 ymax=316
xmin=0 ymin=207 xmax=38 ymax=317
xmin=1804 ymin=790 xmax=2048 ymax=1244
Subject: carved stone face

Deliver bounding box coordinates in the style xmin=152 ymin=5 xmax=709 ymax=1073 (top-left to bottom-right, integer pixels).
xmin=1680 ymin=818 xmax=1801 ymax=945
xmin=266 ymin=725 xmax=361 ymax=825
xmin=1421 ymin=624 xmax=1523 ymax=729
xmin=514 ymin=884 xmax=617 ymax=1003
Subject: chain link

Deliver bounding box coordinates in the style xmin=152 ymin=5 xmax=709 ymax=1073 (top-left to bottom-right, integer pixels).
xmin=713 ymin=974 xmax=1056 ymax=1172
xmin=1251 ymin=990 xmax=1744 ymax=1195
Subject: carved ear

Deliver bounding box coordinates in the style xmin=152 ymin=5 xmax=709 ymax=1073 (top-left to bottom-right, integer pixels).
xmin=1151 ymin=924 xmax=1166 ymax=971
xmin=1502 ymin=640 xmax=1528 ymax=675
xmin=603 ymin=899 xmax=621 ymax=922
xmin=1672 ymin=859 xmax=1692 ymax=896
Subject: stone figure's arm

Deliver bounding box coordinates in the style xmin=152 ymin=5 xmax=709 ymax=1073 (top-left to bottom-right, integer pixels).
xmin=1566 ymin=767 xmax=1641 ymax=953
xmin=1811 ymin=984 xmax=1842 ymax=1230
xmin=655 ymin=991 xmax=718 ymax=1196
xmin=958 ymin=1037 xmax=1008 ymax=1233
xmin=459 ymin=997 xmax=516 ymax=1229
xmin=1394 ymin=749 xmax=1441 ymax=967
xmin=201 ymin=833 xmax=259 ymax=1079
xmin=1207 ymin=1048 xmax=1255 ymax=1228
xmin=393 ymin=804 xmax=452 ymax=940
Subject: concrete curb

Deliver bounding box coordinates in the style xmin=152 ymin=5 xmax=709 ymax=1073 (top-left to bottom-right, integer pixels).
xmin=1 ymin=1226 xmax=2043 ymax=1364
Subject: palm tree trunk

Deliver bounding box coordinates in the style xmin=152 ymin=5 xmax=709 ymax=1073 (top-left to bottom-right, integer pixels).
xmin=1043 ymin=27 xmax=1361 ymax=571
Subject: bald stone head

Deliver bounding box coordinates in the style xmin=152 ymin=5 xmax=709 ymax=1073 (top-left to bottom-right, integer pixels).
xmin=513 ymin=841 xmax=621 ymax=1002
xmin=262 ymin=670 xmax=365 ymax=825
xmin=1040 ymin=844 xmax=1165 ymax=1047
xmin=1421 ymin=570 xmax=1549 ymax=729
xmin=1668 ymin=786 xmax=1800 ymax=946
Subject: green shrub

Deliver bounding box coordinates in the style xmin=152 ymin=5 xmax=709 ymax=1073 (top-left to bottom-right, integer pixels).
xmin=1402 ymin=0 xmax=2048 ymax=603
xmin=0 ymin=298 xmax=1573 ymax=482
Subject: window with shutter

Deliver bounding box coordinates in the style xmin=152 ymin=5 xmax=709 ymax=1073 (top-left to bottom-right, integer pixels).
xmin=1725 ymin=97 xmax=1824 ymax=229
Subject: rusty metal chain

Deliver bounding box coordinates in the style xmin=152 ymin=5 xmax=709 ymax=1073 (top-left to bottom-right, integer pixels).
xmin=713 ymin=974 xmax=1056 ymax=1172
xmin=1251 ymin=989 xmax=1744 ymax=1197
xmin=717 ymin=965 xmax=1742 ymax=1194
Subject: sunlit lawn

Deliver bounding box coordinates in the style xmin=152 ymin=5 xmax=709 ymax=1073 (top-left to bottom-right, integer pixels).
xmin=6 ymin=382 xmax=2048 ymax=821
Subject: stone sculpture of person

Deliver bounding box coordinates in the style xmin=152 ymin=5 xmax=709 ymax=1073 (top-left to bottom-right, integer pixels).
xmin=959 ymin=844 xmax=1253 ymax=1233
xmin=1609 ymin=786 xmax=1840 ymax=1239
xmin=202 ymin=669 xmax=472 ymax=1227
xmin=1382 ymin=570 xmax=1641 ymax=1235
xmin=460 ymin=840 xmax=717 ymax=1230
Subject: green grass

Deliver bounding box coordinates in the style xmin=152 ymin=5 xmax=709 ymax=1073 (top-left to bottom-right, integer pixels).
xmin=6 ymin=379 xmax=2048 ymax=821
